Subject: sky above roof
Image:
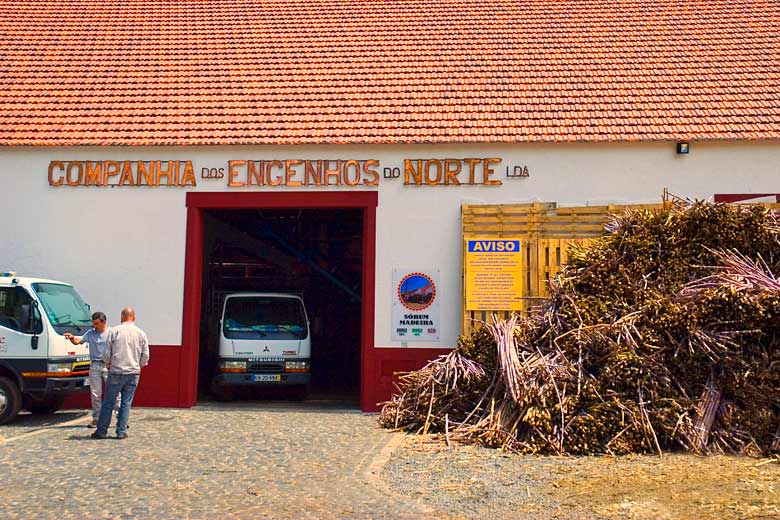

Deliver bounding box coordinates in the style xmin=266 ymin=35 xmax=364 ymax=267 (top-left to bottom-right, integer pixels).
xmin=0 ymin=0 xmax=778 ymax=146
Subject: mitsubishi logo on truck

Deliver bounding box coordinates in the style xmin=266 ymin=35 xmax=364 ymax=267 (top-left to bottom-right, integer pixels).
xmin=263 ymin=346 xmax=270 ymax=352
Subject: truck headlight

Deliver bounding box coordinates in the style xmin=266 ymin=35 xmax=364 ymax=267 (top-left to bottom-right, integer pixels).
xmin=285 ymin=361 xmax=310 ymax=373
xmin=47 ymin=362 xmax=73 ymax=373
xmin=218 ymin=360 xmax=246 ymax=373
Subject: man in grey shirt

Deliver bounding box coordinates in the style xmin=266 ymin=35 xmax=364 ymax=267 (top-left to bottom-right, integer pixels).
xmin=92 ymin=306 xmax=149 ymax=440
xmin=64 ymin=311 xmax=119 ymax=427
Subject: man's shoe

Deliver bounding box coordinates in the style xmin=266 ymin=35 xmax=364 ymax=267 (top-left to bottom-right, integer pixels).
xmin=116 ymin=433 xmax=128 ymax=440
xmin=90 ymin=432 xmax=107 ymax=439
xmin=88 ymin=419 xmax=98 ymax=428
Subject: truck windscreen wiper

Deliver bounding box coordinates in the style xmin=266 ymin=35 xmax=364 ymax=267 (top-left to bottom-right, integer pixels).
xmin=248 ymin=326 xmax=268 ymax=337
xmin=275 ymin=324 xmax=303 ymax=334
xmin=51 ymin=313 xmax=72 ymax=325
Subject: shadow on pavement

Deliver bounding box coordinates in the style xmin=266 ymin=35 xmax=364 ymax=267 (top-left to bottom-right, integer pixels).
xmin=1 ymin=411 xmax=90 ymax=431
xmin=66 ymin=434 xmax=96 ymax=441
xmin=194 ymin=400 xmax=364 ymax=414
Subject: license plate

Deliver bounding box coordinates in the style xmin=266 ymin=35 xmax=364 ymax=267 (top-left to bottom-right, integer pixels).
xmin=251 ymin=374 xmax=281 ymax=382
xmin=83 ymin=378 xmax=90 ymax=386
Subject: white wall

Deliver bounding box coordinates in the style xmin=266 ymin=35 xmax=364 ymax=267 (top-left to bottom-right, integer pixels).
xmin=1 ymin=140 xmax=778 ymax=348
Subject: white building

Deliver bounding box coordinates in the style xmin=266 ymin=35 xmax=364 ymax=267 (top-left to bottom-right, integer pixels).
xmin=1 ymin=0 xmax=778 ymax=410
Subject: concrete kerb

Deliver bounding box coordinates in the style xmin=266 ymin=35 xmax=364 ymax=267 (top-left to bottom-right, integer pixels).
xmin=362 ymin=431 xmax=436 ymax=515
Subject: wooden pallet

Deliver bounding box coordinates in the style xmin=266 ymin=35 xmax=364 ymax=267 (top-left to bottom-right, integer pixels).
xmin=461 ymin=202 xmax=664 ymax=335
xmin=461 ymin=200 xmax=780 ymax=335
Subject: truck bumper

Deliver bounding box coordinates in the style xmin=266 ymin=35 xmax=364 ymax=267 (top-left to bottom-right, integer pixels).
xmin=23 ymin=375 xmax=90 ymax=396
xmin=213 ymin=373 xmax=311 ymax=387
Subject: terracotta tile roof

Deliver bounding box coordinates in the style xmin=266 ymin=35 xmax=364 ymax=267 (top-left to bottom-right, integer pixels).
xmin=0 ymin=0 xmax=778 ymax=146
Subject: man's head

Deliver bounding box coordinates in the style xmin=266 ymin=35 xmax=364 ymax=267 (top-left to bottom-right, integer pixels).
xmin=91 ymin=311 xmax=108 ymax=332
xmin=120 ymin=306 xmax=136 ymax=323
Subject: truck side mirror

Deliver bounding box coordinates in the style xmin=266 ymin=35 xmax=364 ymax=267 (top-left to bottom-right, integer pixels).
xmin=29 ymin=301 xmax=40 ymax=349
xmin=31 ymin=301 xmax=43 ymax=335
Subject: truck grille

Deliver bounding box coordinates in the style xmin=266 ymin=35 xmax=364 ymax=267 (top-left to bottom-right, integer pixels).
xmin=72 ymin=362 xmax=90 ymax=373
xmin=247 ymin=362 xmax=284 ymax=373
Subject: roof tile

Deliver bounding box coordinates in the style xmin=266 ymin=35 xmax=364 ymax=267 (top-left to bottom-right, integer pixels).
xmin=0 ymin=0 xmax=778 ymax=145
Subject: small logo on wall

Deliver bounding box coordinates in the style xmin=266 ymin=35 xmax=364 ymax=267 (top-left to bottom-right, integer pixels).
xmin=391 ymin=269 xmax=440 ymax=342
xmin=397 ymin=272 xmax=437 ymax=311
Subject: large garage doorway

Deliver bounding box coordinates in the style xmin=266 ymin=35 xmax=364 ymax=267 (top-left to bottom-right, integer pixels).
xmin=199 ymin=207 xmax=363 ymax=401
xmin=179 ymin=192 xmax=377 ymax=410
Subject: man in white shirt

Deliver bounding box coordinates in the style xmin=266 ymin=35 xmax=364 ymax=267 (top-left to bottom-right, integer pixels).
xmin=92 ymin=307 xmax=149 ymax=440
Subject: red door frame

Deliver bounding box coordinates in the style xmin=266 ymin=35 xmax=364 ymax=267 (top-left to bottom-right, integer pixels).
xmin=179 ymin=191 xmax=378 ymax=411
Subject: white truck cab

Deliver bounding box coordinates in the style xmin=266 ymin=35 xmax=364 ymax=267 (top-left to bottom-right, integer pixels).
xmin=0 ymin=273 xmax=91 ymax=424
xmin=212 ymin=292 xmax=311 ymax=399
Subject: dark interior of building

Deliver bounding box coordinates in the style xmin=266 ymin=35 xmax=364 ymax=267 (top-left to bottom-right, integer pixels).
xmin=197 ymin=208 xmax=363 ymax=403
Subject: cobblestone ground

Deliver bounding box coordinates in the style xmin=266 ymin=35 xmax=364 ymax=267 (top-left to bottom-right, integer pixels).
xmin=0 ymin=403 xmax=432 ymax=519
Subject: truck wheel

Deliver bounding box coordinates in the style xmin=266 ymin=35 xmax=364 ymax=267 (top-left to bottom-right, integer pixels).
xmin=0 ymin=377 xmax=22 ymax=425
xmin=25 ymin=395 xmax=65 ymax=415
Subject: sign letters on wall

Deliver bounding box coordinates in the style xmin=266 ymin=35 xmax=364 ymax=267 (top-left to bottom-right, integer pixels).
xmin=48 ymin=158 xmax=529 ymax=188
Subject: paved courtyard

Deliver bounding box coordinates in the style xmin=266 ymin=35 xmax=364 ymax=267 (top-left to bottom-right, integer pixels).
xmin=2 ymin=403 xmax=779 ymax=520
xmin=0 ymin=403 xmax=429 ymax=519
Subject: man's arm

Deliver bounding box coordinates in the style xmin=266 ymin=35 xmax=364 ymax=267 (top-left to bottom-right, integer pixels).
xmin=140 ymin=331 xmax=150 ymax=368
xmin=63 ymin=333 xmax=84 ymax=345
xmin=104 ymin=329 xmax=114 ymax=364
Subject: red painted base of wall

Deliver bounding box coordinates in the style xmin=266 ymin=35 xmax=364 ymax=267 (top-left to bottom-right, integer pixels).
xmin=714 ymin=193 xmax=780 ymax=203
xmin=362 ymin=347 xmax=452 ymax=412
xmin=62 ymin=390 xmax=90 ymax=409
xmin=63 ymin=345 xmax=182 ymax=409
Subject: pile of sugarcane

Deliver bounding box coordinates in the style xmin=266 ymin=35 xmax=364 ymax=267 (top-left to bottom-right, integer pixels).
xmin=379 ymin=201 xmax=780 ymax=455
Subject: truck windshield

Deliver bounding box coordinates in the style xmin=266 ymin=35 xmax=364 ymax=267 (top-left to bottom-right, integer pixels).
xmin=223 ymin=297 xmax=307 ymax=340
xmin=32 ymin=283 xmax=92 ymax=335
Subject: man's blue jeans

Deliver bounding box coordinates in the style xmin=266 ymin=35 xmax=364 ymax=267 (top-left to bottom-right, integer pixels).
xmin=95 ymin=373 xmax=140 ymax=437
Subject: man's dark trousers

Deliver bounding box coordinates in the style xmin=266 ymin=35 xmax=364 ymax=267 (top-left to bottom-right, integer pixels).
xmin=95 ymin=373 xmax=140 ymax=437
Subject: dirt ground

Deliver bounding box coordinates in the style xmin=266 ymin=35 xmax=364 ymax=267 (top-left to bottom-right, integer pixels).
xmin=383 ymin=435 xmax=780 ymax=520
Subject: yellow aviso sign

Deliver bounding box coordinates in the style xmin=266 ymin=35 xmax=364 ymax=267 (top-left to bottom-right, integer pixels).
xmin=464 ymin=239 xmax=524 ymax=311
